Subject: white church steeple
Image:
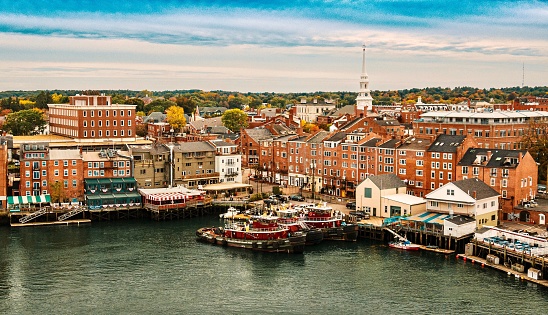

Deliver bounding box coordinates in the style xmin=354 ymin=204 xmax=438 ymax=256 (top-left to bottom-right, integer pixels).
xmin=356 ymin=45 xmax=373 ymax=112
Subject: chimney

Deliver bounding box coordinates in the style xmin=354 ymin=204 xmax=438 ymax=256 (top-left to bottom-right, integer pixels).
xmin=472 ymin=191 xmax=477 ymax=199
xmin=486 ymin=150 xmax=492 ymax=160
xmin=518 ymin=152 xmax=523 ymax=160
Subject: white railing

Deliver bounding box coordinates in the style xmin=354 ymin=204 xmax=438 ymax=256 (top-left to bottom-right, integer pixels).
xmin=19 ymin=208 xmax=47 ymax=223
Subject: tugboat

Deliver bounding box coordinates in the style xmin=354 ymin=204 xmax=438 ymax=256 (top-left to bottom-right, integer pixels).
xmin=196 ymin=215 xmax=306 ymax=253
xmin=300 ymin=202 xmax=358 ymax=241
xmin=276 ymin=208 xmax=324 ymax=245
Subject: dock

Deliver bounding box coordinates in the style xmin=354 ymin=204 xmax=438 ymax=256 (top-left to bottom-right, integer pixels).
xmin=10 ymin=219 xmax=91 ymax=227
xmin=419 ymin=245 xmax=455 ymax=255
xmin=456 ymin=254 xmax=548 ymax=288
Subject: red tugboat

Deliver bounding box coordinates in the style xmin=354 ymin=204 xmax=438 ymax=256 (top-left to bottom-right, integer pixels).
xmin=300 ymin=203 xmax=358 ymax=241
xmin=276 ymin=208 xmax=324 ymax=245
xmin=196 ymin=215 xmax=306 ymax=253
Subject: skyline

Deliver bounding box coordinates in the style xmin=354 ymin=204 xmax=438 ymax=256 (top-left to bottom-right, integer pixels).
xmin=0 ymin=1 xmax=546 ymax=93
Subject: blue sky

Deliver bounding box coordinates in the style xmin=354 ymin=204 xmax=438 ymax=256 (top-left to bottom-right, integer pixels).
xmin=0 ymin=0 xmax=546 ymax=92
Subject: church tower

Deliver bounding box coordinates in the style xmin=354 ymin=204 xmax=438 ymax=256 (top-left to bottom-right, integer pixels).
xmin=355 ymin=45 xmax=373 ymax=112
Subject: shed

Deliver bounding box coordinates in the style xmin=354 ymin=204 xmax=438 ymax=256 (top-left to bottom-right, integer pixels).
xmin=527 ymin=268 xmax=543 ymax=280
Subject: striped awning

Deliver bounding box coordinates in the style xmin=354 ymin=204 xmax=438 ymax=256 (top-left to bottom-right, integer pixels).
xmin=7 ymin=194 xmax=51 ymax=205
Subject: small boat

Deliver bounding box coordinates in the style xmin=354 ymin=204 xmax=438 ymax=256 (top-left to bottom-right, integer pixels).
xmin=389 ymin=240 xmax=421 ymax=251
xmin=219 ymin=207 xmax=239 ymax=219
xmin=196 ymin=215 xmax=306 ymax=253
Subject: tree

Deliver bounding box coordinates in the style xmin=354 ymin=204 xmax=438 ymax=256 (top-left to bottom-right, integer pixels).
xmin=3 ymin=108 xmax=47 ymax=135
xmin=49 ymin=181 xmax=66 ymax=205
xmin=166 ymin=106 xmax=186 ymax=132
xmin=221 ymin=108 xmax=248 ymax=133
xmin=35 ymin=91 xmax=52 ymax=109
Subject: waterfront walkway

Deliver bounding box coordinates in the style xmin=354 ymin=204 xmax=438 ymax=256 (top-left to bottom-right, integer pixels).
xmin=457 ymin=254 xmax=548 ymax=288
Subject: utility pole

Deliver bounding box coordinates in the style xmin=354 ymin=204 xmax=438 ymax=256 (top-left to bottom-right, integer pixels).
xmin=311 ymin=162 xmax=316 ymax=202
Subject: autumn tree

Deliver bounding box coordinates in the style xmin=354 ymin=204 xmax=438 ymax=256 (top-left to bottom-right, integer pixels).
xmin=3 ymin=108 xmax=47 ymax=135
xmin=221 ymin=108 xmax=248 ymax=133
xmin=34 ymin=91 xmax=52 ymax=109
xmin=520 ymin=119 xmax=548 ymax=182
xmin=49 ymin=181 xmax=66 ymax=205
xmin=166 ymin=106 xmax=186 ymax=132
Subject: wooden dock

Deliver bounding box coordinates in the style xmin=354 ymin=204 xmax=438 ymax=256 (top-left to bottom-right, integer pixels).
xmin=457 ymin=254 xmax=548 ymax=288
xmin=10 ymin=219 xmax=91 ymax=227
xmin=419 ymin=245 xmax=455 ymax=255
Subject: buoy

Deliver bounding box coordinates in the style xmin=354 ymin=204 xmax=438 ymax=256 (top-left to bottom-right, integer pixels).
xmin=507 ymin=272 xmax=511 ymax=276
xmin=471 ymin=260 xmax=475 ymax=264
xmin=463 ymin=257 xmax=467 ymax=261
xmin=481 ymin=263 xmax=485 ymax=268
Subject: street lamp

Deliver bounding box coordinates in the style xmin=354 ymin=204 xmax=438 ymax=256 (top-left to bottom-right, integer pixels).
xmin=310 ymin=162 xmax=316 ymax=202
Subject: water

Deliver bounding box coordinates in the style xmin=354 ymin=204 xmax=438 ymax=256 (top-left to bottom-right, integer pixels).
xmin=1 ymin=218 xmax=547 ymax=315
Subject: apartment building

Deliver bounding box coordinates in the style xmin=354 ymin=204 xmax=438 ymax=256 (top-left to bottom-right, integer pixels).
xmin=172 ymin=142 xmax=218 ymax=189
xmin=413 ymin=110 xmax=548 ymax=150
xmin=48 ymin=94 xmax=137 ymax=142
xmin=210 ymin=140 xmax=242 ymax=184
xmin=294 ymin=98 xmax=336 ymax=123
xmin=130 ymin=144 xmax=170 ymax=189
xmin=456 ymin=148 xmax=537 ymax=214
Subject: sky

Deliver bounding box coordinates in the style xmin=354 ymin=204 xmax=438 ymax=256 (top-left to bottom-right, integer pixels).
xmin=0 ymin=0 xmax=546 ymax=93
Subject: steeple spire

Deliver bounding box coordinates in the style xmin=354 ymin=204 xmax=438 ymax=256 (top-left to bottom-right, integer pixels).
xmin=356 ymin=44 xmax=373 ymax=112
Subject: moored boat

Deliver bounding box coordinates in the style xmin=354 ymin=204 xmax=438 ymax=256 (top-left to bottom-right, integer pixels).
xmin=196 ymin=215 xmax=306 ymax=253
xmin=300 ymin=203 xmax=358 ymax=241
xmin=276 ymin=208 xmax=323 ymax=245
xmin=389 ymin=240 xmax=421 ymax=251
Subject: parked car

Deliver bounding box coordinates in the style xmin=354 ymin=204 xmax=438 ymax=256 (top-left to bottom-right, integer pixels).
xmin=349 ymin=211 xmax=369 ymax=219
xmin=346 ymin=201 xmax=356 ymax=210
xmin=271 ymin=194 xmax=288 ymax=202
xmin=289 ymin=194 xmax=305 ymax=201
xmin=264 ymin=198 xmax=279 ymax=206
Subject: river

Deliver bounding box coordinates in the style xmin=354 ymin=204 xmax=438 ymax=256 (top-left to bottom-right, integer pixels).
xmin=1 ymin=217 xmax=547 ymax=314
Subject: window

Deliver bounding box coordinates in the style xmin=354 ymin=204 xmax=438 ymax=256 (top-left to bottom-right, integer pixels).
xmin=462 ymin=166 xmax=468 ymax=174
xmin=447 ymin=189 xmax=454 ymax=196
xmin=364 ymin=188 xmax=372 ymax=198
xmin=416 ymin=160 xmax=423 ymax=166
xmin=416 ymin=170 xmax=423 ymax=176
xmin=430 ymin=201 xmax=438 ymax=207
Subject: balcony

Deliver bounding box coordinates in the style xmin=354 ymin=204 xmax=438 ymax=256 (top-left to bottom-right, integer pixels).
xmin=181 ymin=172 xmax=220 ymax=180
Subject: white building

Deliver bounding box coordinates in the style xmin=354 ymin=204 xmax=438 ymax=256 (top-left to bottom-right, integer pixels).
xmin=356 ymin=174 xmax=407 ymax=218
xmin=355 ymin=45 xmax=373 ymax=112
xmin=210 ymin=140 xmax=242 ymax=184
xmin=443 ymin=215 xmax=476 ymax=238
xmin=425 ymin=178 xmax=500 ymax=228
xmin=294 ymin=98 xmax=336 ymax=123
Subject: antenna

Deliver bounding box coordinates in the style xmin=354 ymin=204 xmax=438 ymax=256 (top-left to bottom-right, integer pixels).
xmin=521 ymin=62 xmax=525 ymax=88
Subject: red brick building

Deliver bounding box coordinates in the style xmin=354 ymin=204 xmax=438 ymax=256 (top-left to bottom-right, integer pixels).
xmin=48 ymin=94 xmax=137 ymax=142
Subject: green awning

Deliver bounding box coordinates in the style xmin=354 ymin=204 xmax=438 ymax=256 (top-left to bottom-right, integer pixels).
xmin=7 ymin=194 xmax=51 ymax=205
xmin=86 ymin=192 xmax=141 ymax=200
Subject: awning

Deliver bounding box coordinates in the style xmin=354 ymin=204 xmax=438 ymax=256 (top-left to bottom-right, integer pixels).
xmin=7 ymin=194 xmax=51 ymax=205
xmin=86 ymin=192 xmax=141 ymax=200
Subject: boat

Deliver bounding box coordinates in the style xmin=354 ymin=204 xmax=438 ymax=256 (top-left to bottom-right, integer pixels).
xmin=389 ymin=240 xmax=421 ymax=251
xmin=300 ymin=202 xmax=358 ymax=241
xmin=219 ymin=207 xmax=239 ymax=219
xmin=275 ymin=208 xmax=324 ymax=245
xmin=196 ymin=215 xmax=306 ymax=253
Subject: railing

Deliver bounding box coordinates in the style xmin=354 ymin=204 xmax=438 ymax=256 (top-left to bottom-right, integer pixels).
xmin=58 ymin=207 xmax=86 ymax=221
xmin=19 ymin=208 xmax=48 ymax=223
xmin=180 ymin=172 xmax=220 ymax=180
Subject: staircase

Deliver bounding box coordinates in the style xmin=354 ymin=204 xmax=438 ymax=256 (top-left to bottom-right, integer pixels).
xmin=58 ymin=207 xmax=86 ymax=221
xmin=19 ymin=208 xmax=48 ymax=224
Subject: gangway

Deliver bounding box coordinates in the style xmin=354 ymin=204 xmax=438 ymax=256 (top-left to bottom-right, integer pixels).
xmin=383 ymin=226 xmax=409 ymax=242
xmin=19 ymin=208 xmax=47 ymax=224
xmin=58 ymin=207 xmax=86 ymax=221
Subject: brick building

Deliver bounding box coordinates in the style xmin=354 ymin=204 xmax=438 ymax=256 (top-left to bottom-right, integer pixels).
xmin=48 ymin=94 xmax=137 ymax=142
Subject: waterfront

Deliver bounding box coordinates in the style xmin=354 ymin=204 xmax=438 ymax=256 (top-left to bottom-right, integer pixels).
xmin=1 ymin=218 xmax=547 ymax=315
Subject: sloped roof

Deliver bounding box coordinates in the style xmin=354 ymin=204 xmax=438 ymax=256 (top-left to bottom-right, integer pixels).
xmin=173 ymin=141 xmax=215 ymax=153
xmin=325 ymin=131 xmax=347 ymax=142
xmin=368 ymin=174 xmax=406 ymax=190
xmin=452 ymin=178 xmax=500 ymax=200
xmin=427 ymin=135 xmax=466 ymax=153
xmin=398 ymin=137 xmax=431 ymax=150
xmin=199 ymin=106 xmax=227 ymax=114
xmin=360 ymin=137 xmax=382 ymax=147
xmin=306 ymin=130 xmax=329 ymax=143
xmin=143 ymin=112 xmax=166 ymax=123
xmin=458 ymin=148 xmax=528 ymax=168
xmin=129 ymin=144 xmax=170 ymax=154
xmin=378 ymin=139 xmax=399 ymax=148
xmin=245 ymin=128 xmax=274 ymax=142
xmin=445 ymin=215 xmax=475 ymax=226
xmin=189 ymin=117 xmax=225 ymax=131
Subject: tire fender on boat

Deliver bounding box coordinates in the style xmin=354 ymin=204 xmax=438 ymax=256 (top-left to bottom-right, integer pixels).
xmin=221 ymin=238 xmax=228 ymax=246
xmin=252 ymin=242 xmax=258 ymax=248
xmin=272 ymin=241 xmax=279 ymax=249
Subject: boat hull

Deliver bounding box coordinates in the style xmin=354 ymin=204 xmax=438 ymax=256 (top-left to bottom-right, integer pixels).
xmin=321 ymin=224 xmax=358 ymax=242
xmin=196 ymin=227 xmax=306 ymax=253
xmin=389 ymin=242 xmax=421 ymax=251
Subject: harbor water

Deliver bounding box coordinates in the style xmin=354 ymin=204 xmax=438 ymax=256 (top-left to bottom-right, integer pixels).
xmin=1 ymin=217 xmax=547 ymax=314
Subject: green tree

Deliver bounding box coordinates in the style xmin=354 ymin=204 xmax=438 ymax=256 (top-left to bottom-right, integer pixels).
xmin=166 ymin=106 xmax=186 ymax=132
xmin=221 ymin=108 xmax=248 ymax=133
xmin=144 ymin=99 xmax=176 ymax=115
xmin=35 ymin=91 xmax=52 ymax=109
xmin=3 ymin=108 xmax=47 ymax=135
